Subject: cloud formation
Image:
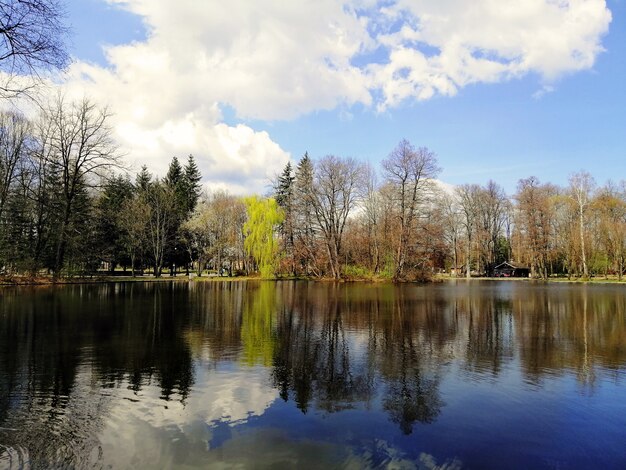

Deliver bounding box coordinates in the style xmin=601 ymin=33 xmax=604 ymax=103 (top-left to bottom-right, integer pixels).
xmin=62 ymin=0 xmax=611 ymax=191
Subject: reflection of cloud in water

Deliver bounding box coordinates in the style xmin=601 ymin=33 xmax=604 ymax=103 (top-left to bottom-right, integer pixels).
xmin=100 ymin=422 xmax=462 ymax=469
xmin=105 ymin=364 xmax=278 ymax=430
xmin=95 ymin=361 xmax=461 ymax=468
xmin=197 ymin=368 xmax=278 ymax=426
xmin=96 ymin=363 xmax=280 ymax=466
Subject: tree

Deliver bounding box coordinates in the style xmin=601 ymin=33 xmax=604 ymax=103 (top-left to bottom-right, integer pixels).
xmin=243 ymin=196 xmax=283 ymax=278
xmin=135 ymin=165 xmax=152 ymax=191
xmin=309 ymin=155 xmax=365 ymax=279
xmin=274 ymin=161 xmax=295 ymax=275
xmin=439 ymin=192 xmax=463 ymax=276
xmin=118 ymin=194 xmax=149 ymax=277
xmin=476 ymin=181 xmax=509 ymax=274
xmin=569 ymin=171 xmax=595 ymax=278
xmin=94 ymin=174 xmax=133 ymax=272
xmin=144 ymin=181 xmax=177 ymax=277
xmin=0 ymin=0 xmax=69 ymax=98
xmin=181 ymin=197 xmax=213 ymax=276
xmin=0 ymin=110 xmax=30 ymax=222
xmin=382 ymin=140 xmax=440 ymax=281
xmin=594 ymin=183 xmax=626 ymax=279
xmin=183 ymin=154 xmax=202 ymax=214
xmin=514 ymin=177 xmax=556 ymax=279
xmin=0 ymin=110 xmax=32 ymax=268
xmin=42 ymin=95 xmax=120 ymax=276
xmin=456 ymin=184 xmax=481 ymax=278
xmin=293 ymin=152 xmax=317 ymax=275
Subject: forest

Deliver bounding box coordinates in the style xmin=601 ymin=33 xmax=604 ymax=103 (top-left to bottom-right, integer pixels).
xmin=0 ymin=100 xmax=624 ymax=282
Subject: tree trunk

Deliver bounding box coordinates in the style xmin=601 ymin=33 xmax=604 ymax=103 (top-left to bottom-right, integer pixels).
xmin=579 ymin=205 xmax=588 ymax=278
xmin=466 ymin=236 xmax=471 ymax=279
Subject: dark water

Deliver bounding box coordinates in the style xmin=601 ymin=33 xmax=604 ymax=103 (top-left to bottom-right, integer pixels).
xmin=1 ymin=281 xmax=625 ymax=469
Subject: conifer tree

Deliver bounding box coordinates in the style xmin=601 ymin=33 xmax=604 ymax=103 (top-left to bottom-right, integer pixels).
xmin=136 ymin=165 xmax=152 ymax=192
xmin=294 ymin=152 xmax=316 ymax=274
xmin=183 ymin=154 xmax=202 ymax=214
xmin=275 ymin=162 xmax=295 ymax=274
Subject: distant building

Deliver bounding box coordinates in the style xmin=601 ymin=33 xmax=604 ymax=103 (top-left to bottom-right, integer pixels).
xmin=493 ymin=262 xmax=530 ymax=278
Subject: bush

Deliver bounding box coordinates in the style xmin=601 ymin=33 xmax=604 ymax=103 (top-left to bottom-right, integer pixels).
xmin=342 ymin=265 xmax=374 ymax=280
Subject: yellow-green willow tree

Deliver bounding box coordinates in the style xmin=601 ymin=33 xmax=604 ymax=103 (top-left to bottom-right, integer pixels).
xmin=243 ymin=196 xmax=284 ymax=278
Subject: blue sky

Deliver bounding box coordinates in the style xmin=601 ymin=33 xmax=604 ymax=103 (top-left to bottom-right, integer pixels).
xmin=61 ymin=0 xmax=625 ymax=194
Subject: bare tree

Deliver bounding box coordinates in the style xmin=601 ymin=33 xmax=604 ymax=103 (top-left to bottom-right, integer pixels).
xmin=569 ymin=171 xmax=595 ymax=278
xmin=144 ymin=182 xmax=176 ymax=277
xmin=514 ymin=177 xmax=556 ymax=279
xmin=42 ymin=95 xmax=121 ymax=276
xmin=0 ymin=110 xmax=30 ymax=221
xmin=0 ymin=0 xmax=69 ymax=98
xmin=362 ymin=163 xmax=382 ymax=273
xmin=118 ymin=195 xmax=149 ymax=277
xmin=456 ymin=184 xmax=481 ymax=278
xmin=439 ymin=192 xmax=463 ymax=277
xmin=309 ymin=155 xmax=365 ymax=279
xmin=382 ymin=140 xmax=440 ymax=280
xmin=477 ymin=180 xmax=509 ymax=274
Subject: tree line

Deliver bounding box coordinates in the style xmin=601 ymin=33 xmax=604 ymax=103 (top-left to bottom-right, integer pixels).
xmin=1 ymin=103 xmax=625 ymax=282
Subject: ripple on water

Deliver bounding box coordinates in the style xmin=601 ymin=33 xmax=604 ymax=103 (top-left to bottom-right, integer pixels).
xmin=0 ymin=443 xmax=29 ymax=470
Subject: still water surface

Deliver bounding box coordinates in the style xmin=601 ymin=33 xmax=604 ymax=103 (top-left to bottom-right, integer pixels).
xmin=1 ymin=280 xmax=625 ymax=469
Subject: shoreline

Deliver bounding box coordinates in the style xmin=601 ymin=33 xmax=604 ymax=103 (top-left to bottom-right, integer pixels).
xmin=3 ymin=274 xmax=626 ymax=287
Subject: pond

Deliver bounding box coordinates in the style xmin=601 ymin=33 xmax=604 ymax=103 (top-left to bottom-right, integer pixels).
xmin=1 ymin=280 xmax=625 ymax=469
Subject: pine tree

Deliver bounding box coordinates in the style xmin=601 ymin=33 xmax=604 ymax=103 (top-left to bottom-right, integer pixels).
xmin=95 ymin=175 xmax=134 ymax=272
xmin=136 ymin=165 xmax=152 ymax=192
xmin=165 ymin=156 xmax=183 ymax=188
xmin=275 ymin=162 xmax=294 ymax=208
xmin=275 ymin=162 xmax=295 ymax=274
xmin=294 ymin=152 xmax=316 ymax=275
xmin=183 ymin=154 xmax=202 ymax=214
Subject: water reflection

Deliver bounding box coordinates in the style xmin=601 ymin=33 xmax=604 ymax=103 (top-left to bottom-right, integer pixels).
xmin=1 ymin=281 xmax=626 ymax=468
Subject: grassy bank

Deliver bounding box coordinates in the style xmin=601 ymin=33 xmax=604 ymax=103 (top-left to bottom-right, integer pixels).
xmin=435 ymin=273 xmax=626 ymax=284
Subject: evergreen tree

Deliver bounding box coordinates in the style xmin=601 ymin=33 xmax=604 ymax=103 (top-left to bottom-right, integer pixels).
xmin=165 ymin=156 xmax=183 ymax=188
xmin=274 ymin=162 xmax=295 ymax=274
xmin=294 ymin=152 xmax=316 ymax=275
xmin=164 ymin=156 xmax=196 ymax=274
xmin=95 ymin=175 xmax=134 ymax=272
xmin=136 ymin=165 xmax=152 ymax=192
xmin=183 ymin=154 xmax=202 ymax=214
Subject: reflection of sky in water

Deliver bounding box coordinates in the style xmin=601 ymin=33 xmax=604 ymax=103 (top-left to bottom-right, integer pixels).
xmin=90 ymin=342 xmax=626 ymax=469
xmin=93 ymin=359 xmax=456 ymax=468
xmin=2 ymin=281 xmax=626 ymax=468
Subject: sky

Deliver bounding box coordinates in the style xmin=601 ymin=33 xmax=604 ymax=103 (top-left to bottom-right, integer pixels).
xmin=53 ymin=0 xmax=626 ymax=194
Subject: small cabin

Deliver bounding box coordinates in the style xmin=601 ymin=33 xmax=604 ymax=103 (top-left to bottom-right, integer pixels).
xmin=493 ymin=262 xmax=530 ymax=278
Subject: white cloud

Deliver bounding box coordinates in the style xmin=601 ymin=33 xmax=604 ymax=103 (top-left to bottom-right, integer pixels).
xmin=53 ymin=0 xmax=610 ymax=191
xmin=369 ymin=0 xmax=611 ymax=109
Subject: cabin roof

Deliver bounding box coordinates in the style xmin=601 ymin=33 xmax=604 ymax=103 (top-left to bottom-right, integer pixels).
xmin=494 ymin=262 xmax=529 ymax=270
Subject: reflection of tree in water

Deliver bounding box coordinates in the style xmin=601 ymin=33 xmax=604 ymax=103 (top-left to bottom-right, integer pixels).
xmin=3 ymin=281 xmax=626 ymax=465
xmin=241 ymin=282 xmax=276 ymax=367
xmin=514 ymin=285 xmax=626 ymax=387
xmin=272 ymin=283 xmax=374 ymax=414
xmin=0 ymin=283 xmax=196 ymax=466
xmin=184 ymin=281 xmax=245 ymax=363
xmin=462 ymin=295 xmax=515 ymax=376
xmin=272 ymin=283 xmax=316 ymax=409
xmin=87 ymin=283 xmax=194 ymax=401
xmin=315 ymin=291 xmax=373 ymax=412
xmin=382 ymin=349 xmax=442 ymax=434
xmin=377 ymin=290 xmax=444 ymax=435
xmin=271 ymin=283 xmax=445 ymax=434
